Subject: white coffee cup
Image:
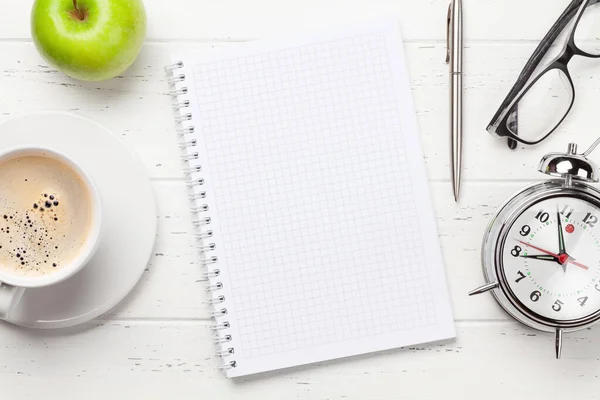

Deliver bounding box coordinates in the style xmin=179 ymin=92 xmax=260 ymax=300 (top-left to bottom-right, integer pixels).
xmin=0 ymin=147 xmax=102 ymax=320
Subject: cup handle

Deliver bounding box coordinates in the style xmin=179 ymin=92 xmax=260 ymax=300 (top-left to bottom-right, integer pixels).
xmin=0 ymin=282 xmax=25 ymax=320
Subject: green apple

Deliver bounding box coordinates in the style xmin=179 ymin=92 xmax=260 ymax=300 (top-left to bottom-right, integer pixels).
xmin=31 ymin=0 xmax=146 ymax=81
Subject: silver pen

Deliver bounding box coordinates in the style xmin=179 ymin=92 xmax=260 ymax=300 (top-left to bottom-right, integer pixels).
xmin=446 ymin=0 xmax=463 ymax=202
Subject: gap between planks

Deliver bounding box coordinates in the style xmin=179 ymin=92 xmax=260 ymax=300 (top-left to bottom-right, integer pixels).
xmin=1 ymin=37 xmax=598 ymax=45
xmin=92 ymin=318 xmax=522 ymax=326
xmin=150 ymin=178 xmax=549 ymax=185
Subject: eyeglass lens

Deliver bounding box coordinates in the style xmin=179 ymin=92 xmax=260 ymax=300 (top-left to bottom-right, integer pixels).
xmin=507 ymin=69 xmax=574 ymax=143
xmin=574 ymin=1 xmax=600 ymax=55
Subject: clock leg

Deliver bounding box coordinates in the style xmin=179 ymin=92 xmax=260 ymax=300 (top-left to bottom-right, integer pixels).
xmin=555 ymin=329 xmax=563 ymax=360
xmin=468 ymin=282 xmax=499 ymax=296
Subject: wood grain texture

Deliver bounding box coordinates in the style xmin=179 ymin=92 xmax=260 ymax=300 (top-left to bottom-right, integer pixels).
xmin=2 ymin=41 xmax=599 ymax=182
xmin=1 ymin=0 xmax=579 ymax=41
xmin=1 ymin=321 xmax=600 ymax=399
xmin=1 ymin=0 xmax=600 ymax=397
xmin=119 ymin=181 xmax=516 ymax=322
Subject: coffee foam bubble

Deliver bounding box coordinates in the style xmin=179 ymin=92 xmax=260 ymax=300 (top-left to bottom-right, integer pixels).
xmin=0 ymin=154 xmax=93 ymax=277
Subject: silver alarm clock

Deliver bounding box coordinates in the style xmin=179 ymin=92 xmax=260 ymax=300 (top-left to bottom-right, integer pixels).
xmin=470 ymin=139 xmax=600 ymax=358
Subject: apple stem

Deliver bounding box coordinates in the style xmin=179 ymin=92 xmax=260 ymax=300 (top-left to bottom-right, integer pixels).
xmin=72 ymin=0 xmax=85 ymax=20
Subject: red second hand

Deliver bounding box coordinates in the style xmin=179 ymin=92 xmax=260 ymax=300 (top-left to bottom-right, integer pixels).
xmin=517 ymin=240 xmax=559 ymax=258
xmin=569 ymin=260 xmax=590 ymax=271
xmin=517 ymin=240 xmax=589 ymax=271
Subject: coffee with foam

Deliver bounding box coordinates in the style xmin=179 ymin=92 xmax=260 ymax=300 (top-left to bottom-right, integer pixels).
xmin=0 ymin=154 xmax=94 ymax=277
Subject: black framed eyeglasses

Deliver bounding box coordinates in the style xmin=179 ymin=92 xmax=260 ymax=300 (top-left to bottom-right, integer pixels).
xmin=487 ymin=0 xmax=600 ymax=149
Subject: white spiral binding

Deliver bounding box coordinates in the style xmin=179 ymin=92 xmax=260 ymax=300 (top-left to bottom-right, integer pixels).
xmin=213 ymin=334 xmax=232 ymax=344
xmin=209 ymin=321 xmax=230 ymax=330
xmin=189 ymin=191 xmax=207 ymax=200
xmin=180 ymin=139 xmax=197 ymax=148
xmin=204 ymin=295 xmax=225 ymax=305
xmin=192 ymin=217 xmax=212 ymax=227
xmin=215 ymin=347 xmax=235 ymax=357
xmin=200 ymin=258 xmax=219 ymax=268
xmin=187 ymin=178 xmax=204 ymax=188
xmin=206 ymin=282 xmax=224 ymax=292
xmin=176 ymin=126 xmax=195 ymax=135
xmin=184 ymin=165 xmax=202 ymax=175
xmin=196 ymin=243 xmax=216 ymax=253
xmin=165 ymin=61 xmax=236 ymax=372
xmin=191 ymin=205 xmax=209 ymax=214
xmin=194 ymin=230 xmax=213 ymax=239
xmin=210 ymin=307 xmax=227 ymax=317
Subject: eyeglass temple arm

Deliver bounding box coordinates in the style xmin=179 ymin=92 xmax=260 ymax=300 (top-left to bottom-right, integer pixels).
xmin=508 ymin=0 xmax=584 ymax=99
xmin=583 ymin=137 xmax=600 ymax=156
xmin=491 ymin=0 xmax=585 ymax=148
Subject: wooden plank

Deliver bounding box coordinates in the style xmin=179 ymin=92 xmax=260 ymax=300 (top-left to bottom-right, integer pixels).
xmin=121 ymin=181 xmax=600 ymax=322
xmin=1 ymin=0 xmax=577 ymax=41
xmin=107 ymin=180 xmax=205 ymax=320
xmin=407 ymin=42 xmax=600 ymax=183
xmin=433 ymin=182 xmax=510 ymax=321
xmin=1 ymin=320 xmax=599 ymax=399
xmin=1 ymin=41 xmax=597 ymax=182
xmin=116 ymin=181 xmax=532 ymax=321
xmin=0 ymin=42 xmax=184 ymax=180
xmin=0 ymin=42 xmax=581 ymax=320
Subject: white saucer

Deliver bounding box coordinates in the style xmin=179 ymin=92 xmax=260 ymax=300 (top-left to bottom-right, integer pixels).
xmin=0 ymin=112 xmax=157 ymax=329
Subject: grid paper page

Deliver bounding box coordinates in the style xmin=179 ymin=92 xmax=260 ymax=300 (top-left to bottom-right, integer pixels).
xmin=176 ymin=20 xmax=455 ymax=378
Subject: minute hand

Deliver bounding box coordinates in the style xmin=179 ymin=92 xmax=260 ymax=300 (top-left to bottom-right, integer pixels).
xmin=556 ymin=210 xmax=566 ymax=254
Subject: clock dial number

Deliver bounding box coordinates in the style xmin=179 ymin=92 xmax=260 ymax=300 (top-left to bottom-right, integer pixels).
xmin=530 ymin=291 xmax=541 ymax=302
xmin=535 ymin=210 xmax=550 ymax=223
xmin=511 ymin=246 xmax=522 ymax=257
xmin=560 ymin=205 xmax=574 ymax=219
xmin=503 ymin=196 xmax=600 ymax=321
xmin=552 ymin=300 xmax=564 ymax=312
xmin=578 ymin=296 xmax=589 ymax=307
xmin=519 ymin=225 xmax=531 ymax=236
xmin=583 ymin=213 xmax=598 ymax=228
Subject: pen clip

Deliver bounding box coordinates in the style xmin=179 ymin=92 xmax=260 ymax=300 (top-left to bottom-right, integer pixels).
xmin=445 ymin=1 xmax=452 ymax=63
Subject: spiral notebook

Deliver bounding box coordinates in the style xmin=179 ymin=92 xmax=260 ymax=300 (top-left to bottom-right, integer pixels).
xmin=166 ymin=20 xmax=455 ymax=378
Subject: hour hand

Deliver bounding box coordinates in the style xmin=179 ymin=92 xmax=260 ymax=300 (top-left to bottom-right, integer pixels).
xmin=520 ymin=254 xmax=559 ymax=263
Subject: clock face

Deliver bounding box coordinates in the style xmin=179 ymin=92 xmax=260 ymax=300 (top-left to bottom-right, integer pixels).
xmin=502 ymin=195 xmax=600 ymax=322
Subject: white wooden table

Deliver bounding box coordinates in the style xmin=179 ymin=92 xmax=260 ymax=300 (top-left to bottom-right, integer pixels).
xmin=2 ymin=0 xmax=600 ymax=398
